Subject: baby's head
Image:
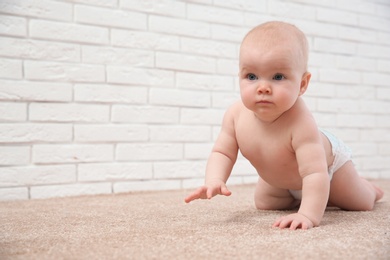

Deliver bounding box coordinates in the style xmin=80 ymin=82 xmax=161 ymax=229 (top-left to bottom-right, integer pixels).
xmin=240 ymin=21 xmax=309 ymax=74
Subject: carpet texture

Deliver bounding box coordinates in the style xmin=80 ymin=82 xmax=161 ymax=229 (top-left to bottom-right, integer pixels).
xmin=1 ymin=180 xmax=389 ymax=259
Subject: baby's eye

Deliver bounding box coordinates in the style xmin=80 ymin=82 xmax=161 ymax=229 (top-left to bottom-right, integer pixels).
xmin=246 ymin=73 xmax=258 ymax=81
xmin=273 ymin=74 xmax=285 ymax=80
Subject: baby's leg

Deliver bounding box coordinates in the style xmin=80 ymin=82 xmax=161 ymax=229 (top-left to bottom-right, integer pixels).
xmin=328 ymin=161 xmax=384 ymax=211
xmin=254 ymin=177 xmax=300 ymax=210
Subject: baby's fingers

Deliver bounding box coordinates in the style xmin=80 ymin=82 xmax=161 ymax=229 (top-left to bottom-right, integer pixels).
xmin=184 ymin=186 xmax=208 ymax=203
xmin=220 ymin=185 xmax=232 ymax=197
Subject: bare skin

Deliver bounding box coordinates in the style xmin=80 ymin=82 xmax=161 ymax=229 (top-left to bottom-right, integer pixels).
xmin=184 ymin=21 xmax=384 ymax=230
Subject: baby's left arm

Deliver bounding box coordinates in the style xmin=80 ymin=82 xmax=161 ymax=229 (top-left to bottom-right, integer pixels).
xmin=274 ymin=129 xmax=330 ymax=229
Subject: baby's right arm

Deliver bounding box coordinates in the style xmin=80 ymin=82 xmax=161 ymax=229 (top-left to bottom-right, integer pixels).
xmin=184 ymin=105 xmax=239 ymax=203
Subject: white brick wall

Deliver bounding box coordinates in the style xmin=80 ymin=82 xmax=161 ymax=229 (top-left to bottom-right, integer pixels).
xmin=0 ymin=0 xmax=389 ymax=200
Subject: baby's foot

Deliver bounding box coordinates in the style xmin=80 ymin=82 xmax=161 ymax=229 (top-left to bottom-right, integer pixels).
xmin=361 ymin=178 xmax=384 ymax=202
xmin=373 ymin=184 xmax=384 ymax=202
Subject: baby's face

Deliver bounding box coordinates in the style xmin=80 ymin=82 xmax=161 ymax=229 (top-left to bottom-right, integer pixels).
xmin=239 ymin=40 xmax=308 ymax=122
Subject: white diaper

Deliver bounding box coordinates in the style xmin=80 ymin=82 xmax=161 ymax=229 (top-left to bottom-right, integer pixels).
xmin=289 ymin=129 xmax=352 ymax=200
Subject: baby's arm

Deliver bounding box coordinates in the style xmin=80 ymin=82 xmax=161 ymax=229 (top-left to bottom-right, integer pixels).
xmin=274 ymin=128 xmax=330 ymax=229
xmin=184 ymin=105 xmax=239 ymax=203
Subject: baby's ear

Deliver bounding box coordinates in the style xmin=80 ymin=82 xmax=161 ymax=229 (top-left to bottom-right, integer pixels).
xmin=299 ymin=72 xmax=311 ymax=96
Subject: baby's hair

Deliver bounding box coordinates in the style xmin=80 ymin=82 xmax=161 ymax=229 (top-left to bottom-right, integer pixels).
xmin=241 ymin=21 xmax=309 ymax=71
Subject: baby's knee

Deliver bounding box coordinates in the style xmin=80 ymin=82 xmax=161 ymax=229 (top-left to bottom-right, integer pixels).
xmin=254 ymin=199 xmax=273 ymax=210
xmin=254 ymin=196 xmax=298 ymax=210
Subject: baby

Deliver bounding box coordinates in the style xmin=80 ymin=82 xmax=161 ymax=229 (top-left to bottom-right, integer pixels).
xmin=184 ymin=21 xmax=384 ymax=230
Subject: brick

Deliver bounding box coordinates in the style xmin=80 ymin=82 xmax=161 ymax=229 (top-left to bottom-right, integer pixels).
xmin=112 ymin=105 xmax=179 ymax=123
xmin=149 ymin=15 xmax=210 ymax=38
xmin=0 ymin=102 xmax=27 ymax=121
xmin=323 ymin=128 xmax=359 ymax=143
xmin=74 ymin=84 xmax=148 ymax=104
xmin=182 ymin=178 xmax=204 ymax=189
xmin=312 ymin=112 xmax=337 ymax=128
xmin=156 ymin=51 xmax=216 ymax=73
xmin=360 ymin=129 xmax=390 ymax=142
xmin=0 ymin=0 xmax=72 ymax=21
xmin=176 ymin=72 xmax=235 ymax=91
xmin=111 ymin=29 xmax=180 ymax=51
xmin=376 ymin=4 xmax=390 ymax=18
xmin=268 ymin=1 xmax=316 ymax=20
xmin=317 ymin=98 xmax=358 ymax=113
xmin=319 ymin=69 xmax=361 ymax=84
xmin=358 ymin=43 xmax=390 ymax=59
xmin=0 ymin=165 xmax=76 ymax=187
xmin=244 ymin=13 xmax=276 ymax=28
xmin=338 ymin=26 xmax=376 ymax=44
xmin=314 ymin=38 xmax=357 ymax=55
xmin=0 ymin=123 xmax=72 ymax=143
xmin=70 ymin=0 xmax=116 ymax=7
xmin=335 ymin=85 xmax=375 ymax=100
xmin=0 ymin=146 xmax=30 ymax=166
xmin=82 ymin=46 xmax=154 ymax=67
xmin=116 ymin=143 xmax=183 ymax=161
xmin=120 ymin=0 xmax=186 ymax=18
xmin=376 ymin=115 xmax=390 ymax=128
xmin=336 ymin=114 xmax=375 ymax=128
xmin=0 ymin=187 xmax=28 ymax=201
xmin=211 ymin=24 xmax=247 ymax=43
xmin=212 ymin=126 xmax=222 ymax=141
xmin=107 ymin=66 xmax=174 ymax=87
xmin=180 ymin=108 xmax=225 ymax=125
xmin=377 ymin=60 xmax=390 ymax=73
xmin=336 ymin=0 xmax=376 ymax=15
xmin=33 ymin=144 xmax=114 ymax=164
xmin=184 ymin=143 xmax=213 ymax=160
xmin=29 ymin=103 xmax=109 ymax=122
xmin=0 ymin=37 xmax=80 ymax=62
xmin=213 ymin=0 xmax=266 ymax=11
xmin=30 ymin=183 xmax=112 ymax=199
xmin=24 ymin=61 xmax=105 ymax=83
xmin=317 ymin=7 xmax=358 ymax=26
xmin=149 ymin=88 xmax=211 ymax=108
xmin=212 ymin=92 xmax=240 ymax=108
xmin=0 ymin=14 xmax=27 ymax=37
xmin=288 ymin=20 xmax=339 ymax=38
xmin=360 ymin=156 xmax=390 ymax=171
xmin=74 ymin=124 xmax=149 ymax=142
xmin=181 ymin=37 xmax=237 ymax=59
xmin=30 ymin=19 xmax=109 ymax=45
xmin=226 ymin=176 xmax=245 ymax=186
xmin=114 ymin=180 xmax=181 ymax=193
xmin=359 ymin=14 xmax=390 ymax=33
xmin=187 ymin=3 xmax=244 ymax=25
xmin=378 ymin=143 xmax=390 ymax=156
xmin=305 ymin=82 xmax=336 ymax=98
xmin=309 ymin=52 xmax=337 ymax=68
xmin=217 ymin=58 xmax=238 ymax=75
xmin=337 ymin=55 xmax=376 ymax=72
xmin=153 ymin=161 xmax=206 ymax=179
xmin=78 ymin=162 xmax=153 ymax=181
xmin=377 ymin=87 xmax=390 ymax=101
xmin=359 ymin=100 xmax=390 ymax=115
xmin=348 ymin=143 xmax=377 ymax=156
xmin=150 ymin=125 xmax=211 ymax=142
xmin=363 ymin=72 xmax=390 ymax=87
xmin=75 ymin=4 xmax=147 ymax=30
xmin=0 ymin=58 xmax=22 ymax=79
xmin=0 ymin=80 xmax=72 ymax=102
xmin=242 ymin=175 xmax=258 ymax=184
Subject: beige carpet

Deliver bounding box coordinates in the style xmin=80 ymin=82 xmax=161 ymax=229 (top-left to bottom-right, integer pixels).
xmin=1 ymin=180 xmax=389 ymax=259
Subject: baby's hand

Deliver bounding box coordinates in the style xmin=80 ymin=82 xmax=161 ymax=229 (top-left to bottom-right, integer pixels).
xmin=272 ymin=213 xmax=314 ymax=230
xmin=184 ymin=180 xmax=231 ymax=203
